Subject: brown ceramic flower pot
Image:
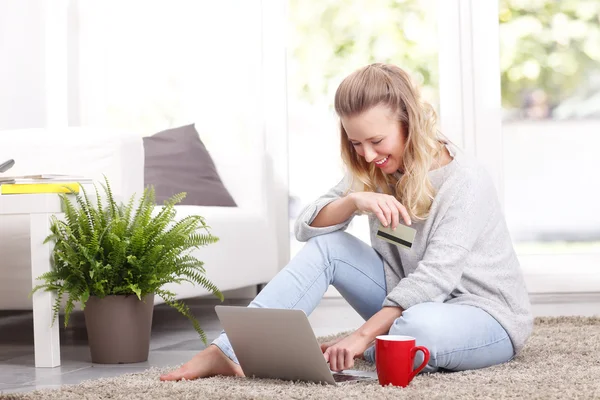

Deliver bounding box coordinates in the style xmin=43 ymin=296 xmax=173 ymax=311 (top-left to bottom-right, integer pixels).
xmin=83 ymin=293 xmax=154 ymax=364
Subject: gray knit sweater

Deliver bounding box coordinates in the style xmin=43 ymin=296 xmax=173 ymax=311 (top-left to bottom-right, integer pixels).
xmin=294 ymin=145 xmax=533 ymax=353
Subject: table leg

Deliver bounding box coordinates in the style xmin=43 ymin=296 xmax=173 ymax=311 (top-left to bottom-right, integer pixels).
xmin=30 ymin=213 xmax=61 ymax=367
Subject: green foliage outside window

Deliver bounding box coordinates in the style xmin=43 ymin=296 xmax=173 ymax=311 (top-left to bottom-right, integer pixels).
xmin=288 ymin=0 xmax=600 ymax=113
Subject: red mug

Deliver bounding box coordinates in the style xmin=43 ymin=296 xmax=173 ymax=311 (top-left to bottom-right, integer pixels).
xmin=375 ymin=335 xmax=430 ymax=387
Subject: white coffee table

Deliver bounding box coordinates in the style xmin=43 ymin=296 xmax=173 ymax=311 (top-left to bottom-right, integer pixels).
xmin=0 ymin=193 xmax=64 ymax=367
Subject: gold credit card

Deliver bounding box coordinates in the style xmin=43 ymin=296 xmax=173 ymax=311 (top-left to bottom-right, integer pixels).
xmin=376 ymin=223 xmax=416 ymax=250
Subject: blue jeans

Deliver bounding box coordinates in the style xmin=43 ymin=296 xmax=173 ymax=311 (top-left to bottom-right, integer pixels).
xmin=212 ymin=231 xmax=514 ymax=373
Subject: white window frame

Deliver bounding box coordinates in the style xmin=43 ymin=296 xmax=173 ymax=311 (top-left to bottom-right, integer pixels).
xmin=261 ymin=0 xmax=290 ymax=270
xmin=437 ymin=0 xmax=600 ymax=295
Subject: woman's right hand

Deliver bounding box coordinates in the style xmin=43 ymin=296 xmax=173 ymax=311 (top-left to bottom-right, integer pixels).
xmin=349 ymin=192 xmax=412 ymax=229
xmin=320 ymin=336 xmax=345 ymax=354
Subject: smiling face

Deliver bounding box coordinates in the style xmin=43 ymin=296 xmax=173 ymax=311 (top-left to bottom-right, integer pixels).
xmin=341 ymin=104 xmax=406 ymax=175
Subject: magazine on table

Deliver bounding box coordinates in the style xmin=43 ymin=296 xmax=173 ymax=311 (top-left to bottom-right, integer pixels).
xmin=0 ymin=161 xmax=94 ymax=195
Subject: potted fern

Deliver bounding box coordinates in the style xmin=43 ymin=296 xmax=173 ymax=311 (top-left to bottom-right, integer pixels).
xmin=31 ymin=177 xmax=223 ymax=364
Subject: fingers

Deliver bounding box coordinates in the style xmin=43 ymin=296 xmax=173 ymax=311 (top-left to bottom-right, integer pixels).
xmin=386 ymin=200 xmax=400 ymax=229
xmin=329 ymin=349 xmax=342 ymax=372
xmin=376 ymin=201 xmax=397 ymax=228
xmin=321 ymin=338 xmax=340 ymax=353
xmin=374 ymin=206 xmax=389 ymax=227
xmin=337 ymin=351 xmax=345 ymax=372
xmin=378 ymin=203 xmax=392 ymax=227
xmin=378 ymin=200 xmax=404 ymax=229
xmin=358 ymin=193 xmax=411 ymax=228
xmin=325 ymin=348 xmax=338 ymax=371
xmin=393 ymin=198 xmax=412 ymax=226
xmin=345 ymin=350 xmax=354 ymax=370
xmin=325 ymin=348 xmax=354 ymax=372
xmin=324 ymin=349 xmax=335 ymax=371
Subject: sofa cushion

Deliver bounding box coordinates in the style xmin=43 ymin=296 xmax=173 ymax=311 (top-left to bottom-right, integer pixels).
xmin=143 ymin=124 xmax=237 ymax=206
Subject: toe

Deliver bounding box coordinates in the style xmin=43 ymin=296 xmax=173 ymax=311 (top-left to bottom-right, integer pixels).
xmin=160 ymin=370 xmax=182 ymax=381
xmin=159 ymin=374 xmax=172 ymax=381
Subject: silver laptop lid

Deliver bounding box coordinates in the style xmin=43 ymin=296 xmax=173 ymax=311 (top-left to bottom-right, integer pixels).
xmin=214 ymin=306 xmax=336 ymax=384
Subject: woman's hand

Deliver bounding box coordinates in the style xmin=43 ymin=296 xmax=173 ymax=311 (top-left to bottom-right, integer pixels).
xmin=349 ymin=192 xmax=411 ymax=228
xmin=322 ymin=333 xmax=372 ymax=372
xmin=320 ymin=335 xmax=346 ymax=354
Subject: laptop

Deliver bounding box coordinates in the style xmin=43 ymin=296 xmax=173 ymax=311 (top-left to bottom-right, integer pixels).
xmin=214 ymin=305 xmax=377 ymax=385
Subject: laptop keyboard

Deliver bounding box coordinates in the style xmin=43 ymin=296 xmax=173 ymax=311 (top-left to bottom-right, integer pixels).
xmin=332 ymin=373 xmax=371 ymax=382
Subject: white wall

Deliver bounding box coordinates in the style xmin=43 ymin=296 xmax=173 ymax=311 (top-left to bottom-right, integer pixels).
xmin=0 ymin=0 xmax=46 ymax=129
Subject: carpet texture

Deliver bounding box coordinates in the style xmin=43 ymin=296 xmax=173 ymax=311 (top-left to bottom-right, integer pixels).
xmin=3 ymin=316 xmax=600 ymax=400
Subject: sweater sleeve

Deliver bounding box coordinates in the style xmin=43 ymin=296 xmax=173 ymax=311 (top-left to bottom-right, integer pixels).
xmin=294 ymin=174 xmax=358 ymax=242
xmin=383 ymin=168 xmax=497 ymax=309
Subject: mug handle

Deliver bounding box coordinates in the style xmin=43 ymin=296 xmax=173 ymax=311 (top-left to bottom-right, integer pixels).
xmin=409 ymin=346 xmax=430 ymax=380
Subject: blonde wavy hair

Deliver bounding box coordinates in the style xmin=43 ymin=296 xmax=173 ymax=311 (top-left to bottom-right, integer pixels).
xmin=334 ymin=63 xmax=446 ymax=221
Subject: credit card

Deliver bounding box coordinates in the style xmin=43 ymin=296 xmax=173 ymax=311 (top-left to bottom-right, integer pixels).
xmin=376 ymin=223 xmax=416 ymax=250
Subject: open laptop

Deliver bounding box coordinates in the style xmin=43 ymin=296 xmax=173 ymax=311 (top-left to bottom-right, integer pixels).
xmin=214 ymin=305 xmax=377 ymax=385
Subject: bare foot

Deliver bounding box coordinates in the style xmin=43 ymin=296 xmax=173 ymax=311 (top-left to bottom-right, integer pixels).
xmin=160 ymin=344 xmax=244 ymax=381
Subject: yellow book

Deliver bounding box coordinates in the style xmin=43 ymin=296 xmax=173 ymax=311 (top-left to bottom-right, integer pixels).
xmin=1 ymin=182 xmax=81 ymax=195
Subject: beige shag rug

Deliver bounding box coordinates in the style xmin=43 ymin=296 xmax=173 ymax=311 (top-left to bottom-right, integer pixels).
xmin=3 ymin=317 xmax=600 ymax=400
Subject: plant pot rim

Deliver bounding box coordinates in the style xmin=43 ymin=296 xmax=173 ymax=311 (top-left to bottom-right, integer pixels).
xmin=91 ymin=293 xmax=154 ymax=297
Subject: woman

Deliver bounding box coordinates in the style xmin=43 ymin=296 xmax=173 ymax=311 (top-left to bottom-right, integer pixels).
xmin=161 ymin=63 xmax=533 ymax=381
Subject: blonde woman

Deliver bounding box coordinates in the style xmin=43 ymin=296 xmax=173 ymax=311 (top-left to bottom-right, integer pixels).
xmin=161 ymin=63 xmax=533 ymax=381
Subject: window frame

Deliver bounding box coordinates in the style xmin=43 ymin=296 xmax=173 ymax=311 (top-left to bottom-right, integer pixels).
xmin=437 ymin=0 xmax=599 ymax=294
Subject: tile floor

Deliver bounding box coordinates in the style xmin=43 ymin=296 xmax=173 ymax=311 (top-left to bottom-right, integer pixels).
xmin=1 ymin=293 xmax=598 ymax=395
xmin=0 ymin=297 xmax=365 ymax=395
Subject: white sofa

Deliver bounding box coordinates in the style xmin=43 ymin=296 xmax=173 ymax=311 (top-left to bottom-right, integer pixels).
xmin=0 ymin=128 xmax=279 ymax=309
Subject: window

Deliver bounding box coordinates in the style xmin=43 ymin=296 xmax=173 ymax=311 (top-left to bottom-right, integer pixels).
xmin=77 ymin=1 xmax=265 ymax=154
xmin=498 ymin=0 xmax=600 ymax=291
xmin=287 ymin=0 xmax=439 ymax=259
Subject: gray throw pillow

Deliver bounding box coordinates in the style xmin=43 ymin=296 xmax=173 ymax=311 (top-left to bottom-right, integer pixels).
xmin=143 ymin=124 xmax=237 ymax=207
